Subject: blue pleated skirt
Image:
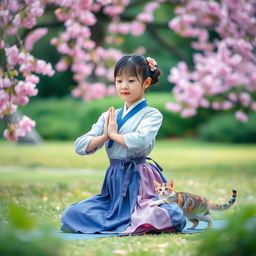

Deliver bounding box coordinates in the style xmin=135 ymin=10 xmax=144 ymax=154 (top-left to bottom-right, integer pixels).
xmin=61 ymin=157 xmax=186 ymax=234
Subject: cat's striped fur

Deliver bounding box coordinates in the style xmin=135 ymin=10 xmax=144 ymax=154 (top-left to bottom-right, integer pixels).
xmin=149 ymin=179 xmax=237 ymax=229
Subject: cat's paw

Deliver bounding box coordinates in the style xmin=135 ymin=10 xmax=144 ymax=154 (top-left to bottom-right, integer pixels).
xmin=149 ymin=201 xmax=156 ymax=207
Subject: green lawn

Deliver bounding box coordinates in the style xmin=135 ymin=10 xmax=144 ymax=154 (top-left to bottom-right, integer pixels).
xmin=0 ymin=139 xmax=256 ymax=256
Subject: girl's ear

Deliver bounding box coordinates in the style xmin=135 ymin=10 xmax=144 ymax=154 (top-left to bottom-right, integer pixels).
xmin=170 ymin=179 xmax=174 ymax=189
xmin=143 ymin=77 xmax=152 ymax=88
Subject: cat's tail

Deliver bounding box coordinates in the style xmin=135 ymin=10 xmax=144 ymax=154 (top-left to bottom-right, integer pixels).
xmin=209 ymin=190 xmax=237 ymax=211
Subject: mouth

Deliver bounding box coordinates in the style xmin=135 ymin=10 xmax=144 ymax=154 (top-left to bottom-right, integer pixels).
xmin=121 ymin=92 xmax=130 ymax=95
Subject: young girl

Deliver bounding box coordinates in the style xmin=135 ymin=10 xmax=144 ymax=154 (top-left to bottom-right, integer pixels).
xmin=61 ymin=54 xmax=186 ymax=234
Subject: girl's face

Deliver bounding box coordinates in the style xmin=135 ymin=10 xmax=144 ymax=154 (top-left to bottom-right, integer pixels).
xmin=115 ymin=73 xmax=151 ymax=108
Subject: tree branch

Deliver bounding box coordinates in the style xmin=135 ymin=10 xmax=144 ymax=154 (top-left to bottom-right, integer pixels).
xmin=147 ymin=25 xmax=192 ymax=66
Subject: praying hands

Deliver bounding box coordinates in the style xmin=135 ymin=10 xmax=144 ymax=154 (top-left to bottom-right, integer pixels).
xmin=86 ymin=107 xmax=126 ymax=153
xmin=107 ymin=107 xmax=126 ymax=147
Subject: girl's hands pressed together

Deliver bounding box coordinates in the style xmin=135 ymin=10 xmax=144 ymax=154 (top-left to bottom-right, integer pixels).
xmin=107 ymin=107 xmax=118 ymax=138
xmin=107 ymin=107 xmax=127 ymax=147
xmin=85 ymin=109 xmax=110 ymax=153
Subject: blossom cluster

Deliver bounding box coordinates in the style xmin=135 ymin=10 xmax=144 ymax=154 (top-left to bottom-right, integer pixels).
xmin=3 ymin=116 xmax=36 ymax=141
xmin=166 ymin=0 xmax=256 ymax=122
xmin=107 ymin=1 xmax=160 ymax=39
xmin=1 ymin=0 xmax=54 ymax=140
xmin=50 ymin=0 xmax=161 ymax=101
xmin=1 ymin=0 xmax=154 ymax=140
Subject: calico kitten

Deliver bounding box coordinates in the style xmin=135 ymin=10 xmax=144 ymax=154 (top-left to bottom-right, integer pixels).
xmin=149 ymin=179 xmax=237 ymax=229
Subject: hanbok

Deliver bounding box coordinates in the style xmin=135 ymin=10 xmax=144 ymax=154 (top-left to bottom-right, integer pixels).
xmin=61 ymin=99 xmax=186 ymax=234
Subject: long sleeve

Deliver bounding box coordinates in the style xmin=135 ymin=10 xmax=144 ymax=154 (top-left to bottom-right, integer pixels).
xmin=74 ymin=112 xmax=107 ymax=155
xmin=123 ymin=108 xmax=163 ymax=151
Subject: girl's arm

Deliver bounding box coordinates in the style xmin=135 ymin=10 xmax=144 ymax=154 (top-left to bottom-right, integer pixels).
xmin=123 ymin=108 xmax=163 ymax=150
xmin=74 ymin=111 xmax=109 ymax=155
xmin=86 ymin=111 xmax=110 ymax=152
xmin=86 ymin=134 xmax=109 ymax=153
xmin=108 ymin=133 xmax=126 ymax=147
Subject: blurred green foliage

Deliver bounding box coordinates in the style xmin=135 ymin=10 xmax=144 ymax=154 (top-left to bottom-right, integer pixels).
xmin=0 ymin=204 xmax=64 ymax=256
xmin=196 ymin=206 xmax=256 ymax=256
xmin=1 ymin=93 xmax=255 ymax=142
xmin=0 ymin=93 xmax=212 ymax=140
xmin=199 ymin=113 xmax=256 ymax=143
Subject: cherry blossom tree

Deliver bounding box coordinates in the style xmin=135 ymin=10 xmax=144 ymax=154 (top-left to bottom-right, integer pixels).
xmin=166 ymin=0 xmax=256 ymax=123
xmin=1 ymin=0 xmax=255 ymax=141
xmin=1 ymin=0 xmax=166 ymax=141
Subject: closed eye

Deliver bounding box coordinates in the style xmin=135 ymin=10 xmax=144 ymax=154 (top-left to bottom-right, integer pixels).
xmin=129 ymin=80 xmax=135 ymax=83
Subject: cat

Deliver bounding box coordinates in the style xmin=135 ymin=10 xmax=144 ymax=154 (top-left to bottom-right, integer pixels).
xmin=149 ymin=179 xmax=237 ymax=229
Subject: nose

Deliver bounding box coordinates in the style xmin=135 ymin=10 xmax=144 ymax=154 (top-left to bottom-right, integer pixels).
xmin=120 ymin=81 xmax=128 ymax=89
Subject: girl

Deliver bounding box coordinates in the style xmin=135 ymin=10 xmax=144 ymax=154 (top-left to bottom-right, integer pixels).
xmin=61 ymin=54 xmax=186 ymax=234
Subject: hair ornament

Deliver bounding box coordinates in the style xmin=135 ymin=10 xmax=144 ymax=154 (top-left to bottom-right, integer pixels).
xmin=146 ymin=57 xmax=157 ymax=72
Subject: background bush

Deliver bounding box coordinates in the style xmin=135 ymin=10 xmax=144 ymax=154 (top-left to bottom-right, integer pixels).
xmin=195 ymin=206 xmax=256 ymax=256
xmin=1 ymin=93 xmax=255 ymax=142
xmin=199 ymin=113 xmax=256 ymax=143
xmin=0 ymin=93 xmax=211 ymax=140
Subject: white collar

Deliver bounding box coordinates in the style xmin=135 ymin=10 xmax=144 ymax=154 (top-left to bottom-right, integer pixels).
xmin=122 ymin=98 xmax=146 ymax=118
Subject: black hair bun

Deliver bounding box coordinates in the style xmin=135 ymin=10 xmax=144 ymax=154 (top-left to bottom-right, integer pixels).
xmin=150 ymin=67 xmax=161 ymax=85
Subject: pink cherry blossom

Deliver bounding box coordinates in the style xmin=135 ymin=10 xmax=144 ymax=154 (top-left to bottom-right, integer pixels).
xmin=3 ymin=78 xmax=12 ymax=88
xmin=83 ymin=83 xmax=106 ymax=101
xmin=137 ymin=13 xmax=153 ymax=23
xmin=107 ymin=85 xmax=116 ymax=96
xmin=104 ymin=6 xmax=124 ymax=16
xmin=4 ymin=125 xmax=19 ymax=141
xmin=251 ymin=102 xmax=256 ymax=111
xmin=240 ymin=92 xmax=251 ymax=107
xmin=71 ymin=87 xmax=82 ymax=98
xmin=0 ymin=40 xmax=5 ymax=48
xmin=97 ymin=0 xmax=112 ymax=5
xmin=15 ymin=81 xmax=38 ymax=97
xmin=95 ymin=66 xmax=107 ymax=76
xmin=222 ymin=101 xmax=233 ymax=110
xmin=12 ymin=95 xmax=30 ymax=105
xmin=56 ymin=59 xmax=69 ymax=71
xmin=181 ymin=108 xmax=197 ymax=118
xmin=5 ymin=45 xmax=19 ymax=67
xmin=131 ymin=21 xmax=145 ymax=36
xmin=18 ymin=115 xmax=36 ymax=135
xmin=199 ymin=98 xmax=210 ymax=108
xmin=24 ymin=28 xmax=48 ymax=51
xmin=235 ymin=111 xmax=248 ymax=123
xmin=3 ymin=116 xmax=35 ymax=141
xmin=25 ymin=75 xmax=40 ymax=84
xmin=80 ymin=11 xmax=97 ymax=26
xmin=165 ymin=102 xmax=182 ymax=112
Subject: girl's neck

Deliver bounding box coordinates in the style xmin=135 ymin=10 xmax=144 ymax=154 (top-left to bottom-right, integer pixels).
xmin=125 ymin=98 xmax=145 ymax=110
xmin=125 ymin=98 xmax=143 ymax=110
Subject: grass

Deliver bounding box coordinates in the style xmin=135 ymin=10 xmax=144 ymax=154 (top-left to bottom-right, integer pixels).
xmin=0 ymin=139 xmax=256 ymax=256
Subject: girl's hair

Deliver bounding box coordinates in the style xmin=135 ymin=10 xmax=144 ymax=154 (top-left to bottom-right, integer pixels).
xmin=114 ymin=54 xmax=161 ymax=85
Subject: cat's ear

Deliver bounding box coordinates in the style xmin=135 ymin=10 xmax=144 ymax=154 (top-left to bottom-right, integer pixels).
xmin=154 ymin=181 xmax=160 ymax=189
xmin=170 ymin=179 xmax=174 ymax=188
